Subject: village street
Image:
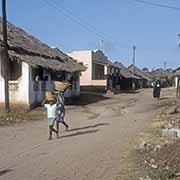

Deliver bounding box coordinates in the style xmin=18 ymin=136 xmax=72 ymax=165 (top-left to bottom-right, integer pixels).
xmin=0 ymin=88 xmax=172 ymax=180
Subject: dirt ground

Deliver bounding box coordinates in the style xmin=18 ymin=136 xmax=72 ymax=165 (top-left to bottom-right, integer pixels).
xmin=0 ymin=88 xmax=175 ymax=180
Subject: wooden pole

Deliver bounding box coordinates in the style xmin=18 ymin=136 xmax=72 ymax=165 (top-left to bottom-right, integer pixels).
xmin=176 ymin=77 xmax=180 ymax=98
xmin=132 ymin=46 xmax=136 ymax=90
xmin=178 ymin=77 xmax=180 ymax=98
xmin=2 ymin=0 xmax=10 ymax=112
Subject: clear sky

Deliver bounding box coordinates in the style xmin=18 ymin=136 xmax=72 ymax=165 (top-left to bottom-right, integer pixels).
xmin=3 ymin=0 xmax=180 ymax=70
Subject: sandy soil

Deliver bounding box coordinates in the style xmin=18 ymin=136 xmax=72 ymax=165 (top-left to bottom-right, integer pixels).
xmin=0 ymin=89 xmax=170 ymax=180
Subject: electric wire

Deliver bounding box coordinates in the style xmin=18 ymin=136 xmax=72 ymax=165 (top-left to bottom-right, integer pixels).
xmin=41 ymin=0 xmax=130 ymax=50
xmin=134 ymin=0 xmax=180 ymax=11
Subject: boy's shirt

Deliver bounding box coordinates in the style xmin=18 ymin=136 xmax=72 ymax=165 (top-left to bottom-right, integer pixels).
xmin=45 ymin=104 xmax=57 ymax=119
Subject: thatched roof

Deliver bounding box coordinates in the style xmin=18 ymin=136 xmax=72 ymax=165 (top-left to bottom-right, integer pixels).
xmin=150 ymin=68 xmax=173 ymax=79
xmin=0 ymin=17 xmax=86 ymax=72
xmin=120 ymin=69 xmax=140 ymax=79
xmin=173 ymin=67 xmax=180 ymax=77
xmin=106 ymin=60 xmax=121 ymax=69
xmin=113 ymin=61 xmax=139 ymax=79
xmin=114 ymin=61 xmax=126 ymax=69
xmin=128 ymin=64 xmax=152 ymax=81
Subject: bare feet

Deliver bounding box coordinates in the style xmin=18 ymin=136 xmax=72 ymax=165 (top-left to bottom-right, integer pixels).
xmin=66 ymin=125 xmax=69 ymax=131
xmin=56 ymin=133 xmax=60 ymax=138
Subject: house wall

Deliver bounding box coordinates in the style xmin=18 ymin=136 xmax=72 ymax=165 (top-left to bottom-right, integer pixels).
xmin=68 ymin=50 xmax=109 ymax=87
xmin=0 ymin=56 xmax=81 ymax=108
xmin=10 ymin=62 xmax=29 ymax=105
xmin=175 ymin=77 xmax=179 ymax=88
xmin=29 ymin=66 xmax=45 ymax=107
xmin=92 ymin=63 xmax=105 ymax=80
xmin=0 ymin=56 xmax=5 ymax=103
xmin=29 ymin=69 xmax=81 ymax=106
xmin=68 ymin=51 xmax=92 ymax=86
xmin=0 ymin=60 xmax=30 ymax=107
xmin=64 ymin=72 xmax=80 ymax=97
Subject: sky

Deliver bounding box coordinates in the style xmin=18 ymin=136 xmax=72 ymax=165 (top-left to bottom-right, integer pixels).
xmin=2 ymin=0 xmax=180 ymax=70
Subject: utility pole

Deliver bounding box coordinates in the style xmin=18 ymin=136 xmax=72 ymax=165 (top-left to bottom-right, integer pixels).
xmin=163 ymin=61 xmax=167 ymax=70
xmin=133 ymin=45 xmax=136 ymax=67
xmin=2 ymin=0 xmax=10 ymax=112
xmin=100 ymin=39 xmax=104 ymax=52
xmin=132 ymin=45 xmax=136 ymax=89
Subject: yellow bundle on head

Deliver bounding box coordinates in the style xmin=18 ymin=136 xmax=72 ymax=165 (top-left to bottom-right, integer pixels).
xmin=54 ymin=81 xmax=71 ymax=91
xmin=45 ymin=91 xmax=56 ymax=102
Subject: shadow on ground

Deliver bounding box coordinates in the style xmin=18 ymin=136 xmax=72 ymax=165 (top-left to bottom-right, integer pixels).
xmin=159 ymin=97 xmax=170 ymax=100
xmin=60 ymin=129 xmax=99 ymax=139
xmin=65 ymin=92 xmax=111 ymax=106
xmin=0 ymin=169 xmax=13 ymax=177
xmin=68 ymin=123 xmax=110 ymax=132
xmin=115 ymin=90 xmax=140 ymax=94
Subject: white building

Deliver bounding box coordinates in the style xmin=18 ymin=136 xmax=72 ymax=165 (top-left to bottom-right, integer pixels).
xmin=0 ymin=18 xmax=85 ymax=109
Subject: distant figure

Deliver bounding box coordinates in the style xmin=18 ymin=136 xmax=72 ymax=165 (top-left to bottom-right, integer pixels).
xmin=153 ymin=80 xmax=161 ymax=99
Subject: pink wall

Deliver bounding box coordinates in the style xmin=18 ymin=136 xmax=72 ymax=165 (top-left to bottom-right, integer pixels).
xmin=68 ymin=50 xmax=92 ymax=86
xmin=68 ymin=50 xmax=108 ymax=87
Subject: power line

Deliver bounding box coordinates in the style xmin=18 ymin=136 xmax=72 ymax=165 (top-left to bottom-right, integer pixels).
xmin=42 ymin=0 xmax=107 ymax=40
xmin=42 ymin=0 xmax=179 ymax=53
xmin=50 ymin=0 xmax=118 ymax=45
xmin=41 ymin=0 xmax=130 ymax=50
xmin=134 ymin=0 xmax=180 ymax=11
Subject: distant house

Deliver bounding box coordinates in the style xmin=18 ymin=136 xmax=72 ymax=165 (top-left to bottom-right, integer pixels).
xmin=114 ymin=62 xmax=140 ymax=90
xmin=150 ymin=68 xmax=173 ymax=87
xmin=68 ymin=50 xmax=122 ymax=91
xmin=173 ymin=67 xmax=180 ymax=97
xmin=128 ymin=64 xmax=152 ymax=88
xmin=174 ymin=67 xmax=180 ymax=88
xmin=0 ymin=17 xmax=86 ymax=109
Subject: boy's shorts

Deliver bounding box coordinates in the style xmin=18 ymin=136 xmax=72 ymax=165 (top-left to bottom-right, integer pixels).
xmin=48 ymin=118 xmax=55 ymax=125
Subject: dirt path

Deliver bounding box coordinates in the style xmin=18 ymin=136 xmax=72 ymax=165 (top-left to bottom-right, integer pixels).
xmin=0 ymin=89 xmax=168 ymax=180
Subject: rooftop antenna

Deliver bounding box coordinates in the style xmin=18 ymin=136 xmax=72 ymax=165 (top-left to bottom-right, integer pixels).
xmin=163 ymin=61 xmax=167 ymax=70
xmin=132 ymin=45 xmax=136 ymax=89
xmin=100 ymin=40 xmax=104 ymax=52
xmin=133 ymin=45 xmax=136 ymax=67
xmin=132 ymin=45 xmax=136 ymax=75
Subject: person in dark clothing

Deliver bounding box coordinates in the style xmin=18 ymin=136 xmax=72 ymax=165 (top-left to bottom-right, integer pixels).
xmin=55 ymin=90 xmax=69 ymax=138
xmin=153 ymin=80 xmax=161 ymax=99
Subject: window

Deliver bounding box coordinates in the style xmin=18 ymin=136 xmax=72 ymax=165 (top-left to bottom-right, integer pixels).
xmin=92 ymin=63 xmax=105 ymax=80
xmin=32 ymin=67 xmax=44 ymax=81
xmin=9 ymin=60 xmax=22 ymax=80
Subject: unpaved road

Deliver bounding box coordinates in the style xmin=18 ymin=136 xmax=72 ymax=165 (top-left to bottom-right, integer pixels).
xmin=0 ymin=89 xmax=170 ymax=180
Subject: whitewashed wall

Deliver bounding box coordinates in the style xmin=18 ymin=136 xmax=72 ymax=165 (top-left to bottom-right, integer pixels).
xmin=0 ymin=58 xmax=5 ymax=103
xmin=0 ymin=61 xmax=29 ymax=106
xmin=0 ymin=57 xmax=81 ymax=108
xmin=175 ymin=77 xmax=179 ymax=88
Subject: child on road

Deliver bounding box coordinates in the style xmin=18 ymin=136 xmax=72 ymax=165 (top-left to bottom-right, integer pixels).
xmin=44 ymin=98 xmax=58 ymax=140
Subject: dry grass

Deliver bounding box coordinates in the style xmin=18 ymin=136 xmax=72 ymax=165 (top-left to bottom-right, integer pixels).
xmin=0 ymin=105 xmax=45 ymax=126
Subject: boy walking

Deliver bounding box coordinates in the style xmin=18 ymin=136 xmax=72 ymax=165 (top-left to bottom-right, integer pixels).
xmin=44 ymin=98 xmax=58 ymax=140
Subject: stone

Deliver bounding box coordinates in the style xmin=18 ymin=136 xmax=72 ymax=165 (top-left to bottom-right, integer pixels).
xmin=150 ymin=158 xmax=155 ymax=164
xmin=139 ymin=142 xmax=147 ymax=150
xmin=153 ymin=145 xmax=161 ymax=152
xmin=150 ymin=164 xmax=158 ymax=169
xmin=161 ymin=129 xmax=177 ymax=138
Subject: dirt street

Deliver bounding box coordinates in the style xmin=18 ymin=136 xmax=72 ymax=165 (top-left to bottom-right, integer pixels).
xmin=0 ymin=89 xmax=170 ymax=180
